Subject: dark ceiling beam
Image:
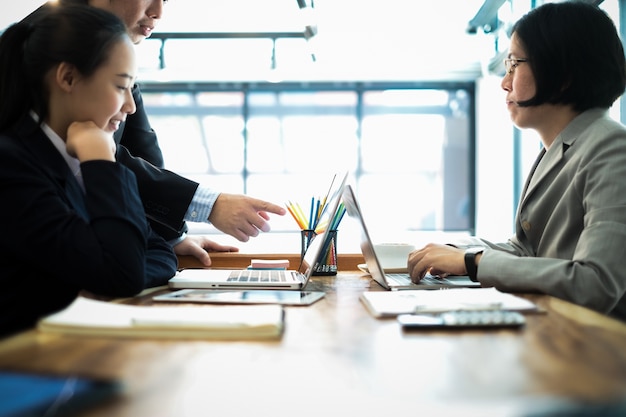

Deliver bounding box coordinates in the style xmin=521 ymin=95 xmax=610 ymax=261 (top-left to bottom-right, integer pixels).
xmin=150 ymin=32 xmax=306 ymax=40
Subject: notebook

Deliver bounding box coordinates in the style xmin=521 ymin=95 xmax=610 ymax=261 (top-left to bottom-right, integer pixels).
xmin=168 ymin=174 xmax=347 ymax=290
xmin=38 ymin=296 xmax=284 ymax=340
xmin=342 ymin=184 xmax=481 ymax=290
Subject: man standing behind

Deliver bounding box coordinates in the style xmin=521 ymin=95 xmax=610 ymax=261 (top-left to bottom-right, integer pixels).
xmin=31 ymin=0 xmax=287 ymax=265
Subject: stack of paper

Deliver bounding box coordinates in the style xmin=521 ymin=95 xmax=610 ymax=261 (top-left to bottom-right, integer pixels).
xmin=38 ymin=296 xmax=284 ymax=340
xmin=360 ymin=287 xmax=539 ymax=318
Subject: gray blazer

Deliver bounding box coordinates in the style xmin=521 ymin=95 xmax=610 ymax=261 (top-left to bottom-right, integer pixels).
xmin=468 ymin=109 xmax=626 ymax=321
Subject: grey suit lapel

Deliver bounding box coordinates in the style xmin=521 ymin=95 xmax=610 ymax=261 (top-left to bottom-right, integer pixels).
xmin=518 ymin=110 xmax=603 ymax=209
xmin=522 ymin=141 xmax=565 ymax=204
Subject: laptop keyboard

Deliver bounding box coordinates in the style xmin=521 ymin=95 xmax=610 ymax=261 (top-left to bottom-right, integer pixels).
xmin=227 ymin=270 xmax=287 ymax=283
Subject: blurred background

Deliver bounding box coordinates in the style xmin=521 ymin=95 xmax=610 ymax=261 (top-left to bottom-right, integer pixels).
xmin=3 ymin=1 xmax=622 ymax=250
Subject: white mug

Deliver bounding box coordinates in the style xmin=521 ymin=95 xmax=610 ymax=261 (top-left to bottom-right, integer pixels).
xmin=373 ymin=243 xmax=416 ymax=271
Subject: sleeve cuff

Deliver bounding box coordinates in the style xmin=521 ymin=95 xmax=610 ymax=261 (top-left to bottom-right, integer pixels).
xmin=185 ymin=185 xmax=220 ymax=223
xmin=167 ymin=231 xmax=187 ymax=247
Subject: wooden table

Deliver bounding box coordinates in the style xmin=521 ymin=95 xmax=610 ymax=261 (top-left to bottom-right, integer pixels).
xmin=177 ymin=251 xmax=365 ymax=270
xmin=1 ymin=270 xmax=626 ymax=416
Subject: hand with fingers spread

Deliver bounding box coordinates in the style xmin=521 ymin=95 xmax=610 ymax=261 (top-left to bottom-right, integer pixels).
xmin=208 ymin=193 xmax=287 ymax=242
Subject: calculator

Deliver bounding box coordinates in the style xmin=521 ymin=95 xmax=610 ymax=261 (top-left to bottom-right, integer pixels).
xmin=397 ymin=310 xmax=526 ymax=329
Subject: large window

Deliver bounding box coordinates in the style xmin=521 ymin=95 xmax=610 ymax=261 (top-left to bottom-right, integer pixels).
xmin=140 ymin=82 xmax=475 ymax=240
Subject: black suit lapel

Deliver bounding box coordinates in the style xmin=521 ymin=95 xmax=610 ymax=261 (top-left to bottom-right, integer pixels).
xmin=15 ymin=116 xmax=90 ymax=220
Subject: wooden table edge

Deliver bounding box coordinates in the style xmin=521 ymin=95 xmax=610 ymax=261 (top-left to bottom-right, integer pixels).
xmin=177 ymin=253 xmax=365 ymax=271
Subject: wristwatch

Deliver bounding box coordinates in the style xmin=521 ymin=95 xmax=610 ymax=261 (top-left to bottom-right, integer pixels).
xmin=464 ymin=247 xmax=484 ymax=283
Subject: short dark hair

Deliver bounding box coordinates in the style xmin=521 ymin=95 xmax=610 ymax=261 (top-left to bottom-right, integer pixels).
xmin=0 ymin=5 xmax=128 ymax=130
xmin=513 ymin=1 xmax=626 ymax=111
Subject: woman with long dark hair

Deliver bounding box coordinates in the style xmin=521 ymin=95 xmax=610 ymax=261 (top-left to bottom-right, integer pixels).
xmin=0 ymin=5 xmax=178 ymax=337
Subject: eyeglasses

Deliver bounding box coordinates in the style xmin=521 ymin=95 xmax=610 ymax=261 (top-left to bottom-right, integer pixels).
xmin=503 ymin=58 xmax=529 ymax=74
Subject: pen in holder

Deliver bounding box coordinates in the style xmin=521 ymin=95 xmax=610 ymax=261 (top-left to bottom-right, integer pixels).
xmin=300 ymin=229 xmax=338 ymax=276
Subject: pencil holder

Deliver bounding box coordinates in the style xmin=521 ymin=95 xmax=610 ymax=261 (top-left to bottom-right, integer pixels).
xmin=300 ymin=229 xmax=338 ymax=276
xmin=300 ymin=229 xmax=317 ymax=260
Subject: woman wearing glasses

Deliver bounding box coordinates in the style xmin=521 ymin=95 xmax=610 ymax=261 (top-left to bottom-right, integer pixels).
xmin=408 ymin=2 xmax=626 ymax=321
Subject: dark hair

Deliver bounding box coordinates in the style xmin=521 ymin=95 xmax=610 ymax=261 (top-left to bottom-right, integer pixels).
xmin=512 ymin=1 xmax=626 ymax=111
xmin=0 ymin=5 xmax=128 ymax=130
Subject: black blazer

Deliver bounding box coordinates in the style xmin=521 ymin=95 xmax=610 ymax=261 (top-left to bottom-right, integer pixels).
xmin=22 ymin=5 xmax=197 ymax=241
xmin=114 ymin=85 xmax=199 ymax=240
xmin=0 ymin=116 xmax=178 ymax=338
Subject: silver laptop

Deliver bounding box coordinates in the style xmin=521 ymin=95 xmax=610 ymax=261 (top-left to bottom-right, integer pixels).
xmin=342 ymin=184 xmax=481 ymax=290
xmin=168 ymin=175 xmax=347 ymax=290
